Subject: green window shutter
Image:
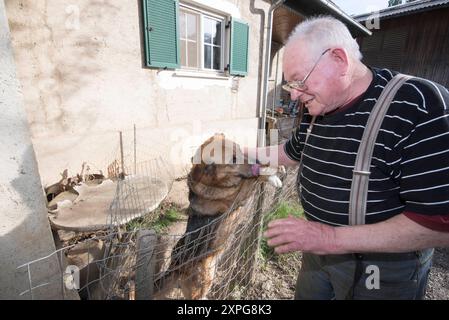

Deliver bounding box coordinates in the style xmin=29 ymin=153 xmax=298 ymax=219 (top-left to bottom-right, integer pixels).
xmin=229 ymin=18 xmax=249 ymax=76
xmin=142 ymin=0 xmax=180 ymax=69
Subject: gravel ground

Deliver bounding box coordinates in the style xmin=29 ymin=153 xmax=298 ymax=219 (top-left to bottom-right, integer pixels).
xmin=248 ymin=248 xmax=449 ymax=300
xmin=425 ymin=247 xmax=449 ymax=300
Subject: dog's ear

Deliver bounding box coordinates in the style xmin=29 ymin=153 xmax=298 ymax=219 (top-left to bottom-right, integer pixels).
xmin=190 ymin=164 xmax=203 ymax=182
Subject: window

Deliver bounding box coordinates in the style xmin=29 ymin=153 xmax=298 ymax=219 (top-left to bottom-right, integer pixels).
xmin=142 ymin=0 xmax=249 ymax=76
xmin=179 ymin=4 xmax=225 ymax=72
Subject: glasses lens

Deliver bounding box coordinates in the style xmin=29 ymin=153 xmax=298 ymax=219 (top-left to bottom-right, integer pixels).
xmin=283 ymin=81 xmax=307 ymax=92
xmin=291 ymin=82 xmax=302 ymax=90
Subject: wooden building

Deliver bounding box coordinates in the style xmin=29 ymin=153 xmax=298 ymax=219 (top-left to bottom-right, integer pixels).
xmin=355 ymin=0 xmax=449 ymax=87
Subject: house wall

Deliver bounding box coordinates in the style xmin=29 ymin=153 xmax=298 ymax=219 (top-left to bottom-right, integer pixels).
xmin=5 ymin=0 xmax=270 ymax=186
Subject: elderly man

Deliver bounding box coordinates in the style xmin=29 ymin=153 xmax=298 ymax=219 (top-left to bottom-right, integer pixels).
xmin=247 ymin=16 xmax=449 ymax=299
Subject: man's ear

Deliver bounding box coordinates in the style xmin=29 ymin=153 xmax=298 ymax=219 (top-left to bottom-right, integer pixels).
xmin=330 ymin=48 xmax=349 ymax=75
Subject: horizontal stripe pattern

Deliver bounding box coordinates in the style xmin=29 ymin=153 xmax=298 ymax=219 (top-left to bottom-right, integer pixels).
xmin=285 ymin=67 xmax=449 ymax=225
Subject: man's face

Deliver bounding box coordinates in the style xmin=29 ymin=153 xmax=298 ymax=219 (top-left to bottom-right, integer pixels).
xmin=283 ymin=42 xmax=345 ymax=116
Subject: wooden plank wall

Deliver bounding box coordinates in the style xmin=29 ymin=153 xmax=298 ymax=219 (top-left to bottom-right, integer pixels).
xmin=358 ymin=8 xmax=449 ymax=87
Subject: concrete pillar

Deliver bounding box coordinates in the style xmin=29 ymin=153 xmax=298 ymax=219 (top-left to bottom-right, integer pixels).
xmin=0 ymin=0 xmax=66 ymax=299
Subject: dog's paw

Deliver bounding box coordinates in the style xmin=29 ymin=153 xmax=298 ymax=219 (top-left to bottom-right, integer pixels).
xmin=259 ymin=166 xmax=286 ymax=176
xmin=259 ymin=166 xmax=277 ymax=176
xmin=268 ymin=175 xmax=283 ymax=188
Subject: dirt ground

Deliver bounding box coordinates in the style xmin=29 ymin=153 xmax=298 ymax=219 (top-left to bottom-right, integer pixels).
xmin=247 ymin=248 xmax=449 ymax=300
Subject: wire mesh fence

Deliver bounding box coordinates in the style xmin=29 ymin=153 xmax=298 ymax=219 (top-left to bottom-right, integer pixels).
xmin=17 ymin=165 xmax=300 ymax=300
xmin=108 ymin=157 xmax=173 ymax=228
xmin=18 ymin=120 xmax=305 ymax=300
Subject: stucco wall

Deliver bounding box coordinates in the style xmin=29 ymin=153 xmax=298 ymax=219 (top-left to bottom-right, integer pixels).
xmin=5 ymin=0 xmax=269 ymax=186
xmin=0 ymin=0 xmax=66 ymax=299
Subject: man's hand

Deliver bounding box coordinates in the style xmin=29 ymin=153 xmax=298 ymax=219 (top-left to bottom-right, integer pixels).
xmin=264 ymin=216 xmax=337 ymax=255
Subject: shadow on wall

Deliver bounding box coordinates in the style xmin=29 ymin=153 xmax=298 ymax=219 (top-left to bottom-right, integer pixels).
xmin=0 ymin=146 xmax=65 ymax=299
xmin=5 ymin=0 xmax=120 ymax=140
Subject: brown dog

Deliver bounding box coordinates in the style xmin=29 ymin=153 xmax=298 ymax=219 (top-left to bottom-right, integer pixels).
xmin=153 ymin=134 xmax=281 ymax=299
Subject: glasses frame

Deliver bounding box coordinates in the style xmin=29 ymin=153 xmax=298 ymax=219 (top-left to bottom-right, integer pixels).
xmin=282 ymin=48 xmax=331 ymax=93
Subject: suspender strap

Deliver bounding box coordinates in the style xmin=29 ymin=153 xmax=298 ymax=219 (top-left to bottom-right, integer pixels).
xmin=349 ymin=74 xmax=413 ymax=226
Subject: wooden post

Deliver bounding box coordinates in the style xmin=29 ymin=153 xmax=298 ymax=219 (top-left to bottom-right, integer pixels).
xmin=135 ymin=229 xmax=157 ymax=300
xmin=243 ymin=183 xmax=266 ymax=287
xmin=119 ymin=131 xmax=125 ymax=179
xmin=134 ymin=124 xmax=137 ymax=175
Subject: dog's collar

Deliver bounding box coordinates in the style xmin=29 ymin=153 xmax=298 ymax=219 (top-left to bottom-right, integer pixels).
xmin=251 ymin=164 xmax=260 ymax=176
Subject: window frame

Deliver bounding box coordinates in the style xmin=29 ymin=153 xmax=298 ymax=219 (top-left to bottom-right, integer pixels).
xmin=179 ymin=2 xmax=227 ymax=74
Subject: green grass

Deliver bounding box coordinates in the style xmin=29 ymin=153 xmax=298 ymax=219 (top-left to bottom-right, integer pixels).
xmin=151 ymin=208 xmax=182 ymax=233
xmin=125 ymin=205 xmax=183 ymax=234
xmin=260 ymin=201 xmax=304 ymax=261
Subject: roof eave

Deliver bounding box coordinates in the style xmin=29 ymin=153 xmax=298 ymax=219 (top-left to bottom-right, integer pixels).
xmin=281 ymin=0 xmax=372 ymax=37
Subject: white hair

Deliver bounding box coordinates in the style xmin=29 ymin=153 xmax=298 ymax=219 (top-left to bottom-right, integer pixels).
xmin=286 ymin=16 xmax=363 ymax=61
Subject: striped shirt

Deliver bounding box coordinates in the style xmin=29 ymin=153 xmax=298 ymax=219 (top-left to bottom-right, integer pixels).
xmin=284 ymin=67 xmax=449 ymax=227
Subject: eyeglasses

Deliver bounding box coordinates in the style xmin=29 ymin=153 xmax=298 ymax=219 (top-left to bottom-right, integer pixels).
xmin=282 ymin=48 xmax=331 ymax=93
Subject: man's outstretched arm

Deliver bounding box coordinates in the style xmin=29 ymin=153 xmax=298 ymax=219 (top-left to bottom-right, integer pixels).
xmin=265 ymin=213 xmax=449 ymax=255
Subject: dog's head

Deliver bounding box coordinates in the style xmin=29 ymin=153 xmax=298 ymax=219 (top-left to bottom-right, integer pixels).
xmin=188 ymin=134 xmax=282 ymax=216
xmin=190 ymin=133 xmax=256 ymax=188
